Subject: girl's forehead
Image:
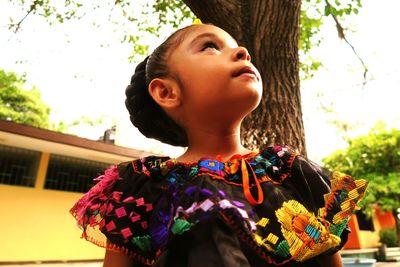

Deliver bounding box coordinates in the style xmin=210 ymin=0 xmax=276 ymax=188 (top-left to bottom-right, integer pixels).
xmin=180 ymin=25 xmax=238 ymax=48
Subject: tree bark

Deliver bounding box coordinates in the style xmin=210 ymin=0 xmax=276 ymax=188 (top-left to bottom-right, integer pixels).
xmin=183 ymin=0 xmax=306 ymax=154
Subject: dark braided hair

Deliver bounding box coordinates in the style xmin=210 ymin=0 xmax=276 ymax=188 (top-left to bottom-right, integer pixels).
xmin=125 ymin=26 xmax=196 ymax=147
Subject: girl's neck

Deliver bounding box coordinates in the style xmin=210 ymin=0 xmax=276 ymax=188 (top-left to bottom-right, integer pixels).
xmin=176 ymin=127 xmax=252 ymax=163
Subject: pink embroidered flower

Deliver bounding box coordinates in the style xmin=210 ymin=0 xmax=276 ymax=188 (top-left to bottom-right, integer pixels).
xmin=136 ymin=197 xmax=145 ymax=206
xmin=106 ymin=221 xmax=116 ymax=232
xmin=130 ymin=214 xmax=141 ymax=223
xmin=121 ymin=227 xmax=133 ymax=239
xmin=146 ymin=203 xmax=153 ymax=212
xmin=123 ymin=196 xmax=135 ymax=203
xmin=115 ymin=207 xmax=127 ymax=218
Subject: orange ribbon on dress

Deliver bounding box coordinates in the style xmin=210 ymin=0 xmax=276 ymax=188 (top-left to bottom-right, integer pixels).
xmin=241 ymin=158 xmax=264 ymax=205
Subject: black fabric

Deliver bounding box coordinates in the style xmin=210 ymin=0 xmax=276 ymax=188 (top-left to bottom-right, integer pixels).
xmin=111 ymin=157 xmax=345 ymax=266
xmin=71 ymin=146 xmax=366 ymax=266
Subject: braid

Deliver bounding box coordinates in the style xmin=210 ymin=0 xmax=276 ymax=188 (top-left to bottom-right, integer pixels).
xmin=125 ymin=56 xmax=189 ymax=147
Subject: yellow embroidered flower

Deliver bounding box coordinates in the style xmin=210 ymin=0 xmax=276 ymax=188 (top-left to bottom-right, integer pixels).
xmin=275 ymin=200 xmax=341 ymax=262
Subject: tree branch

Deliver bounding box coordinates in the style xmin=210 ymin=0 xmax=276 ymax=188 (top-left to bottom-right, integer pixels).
xmin=182 ymin=0 xmax=243 ymax=42
xmin=9 ymin=2 xmax=36 ymax=33
xmin=325 ymin=0 xmax=369 ymax=87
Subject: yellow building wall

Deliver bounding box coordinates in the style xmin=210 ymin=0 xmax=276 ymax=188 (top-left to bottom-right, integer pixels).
xmin=358 ymin=230 xmax=380 ymax=248
xmin=357 ymin=207 xmax=384 ymax=249
xmin=0 ymin=184 xmax=104 ymax=262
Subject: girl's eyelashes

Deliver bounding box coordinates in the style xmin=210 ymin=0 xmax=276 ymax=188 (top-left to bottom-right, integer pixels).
xmin=200 ymin=41 xmax=220 ymax=51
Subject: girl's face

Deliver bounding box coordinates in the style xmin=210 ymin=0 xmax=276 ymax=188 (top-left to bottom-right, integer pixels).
xmin=168 ymin=25 xmax=262 ymax=128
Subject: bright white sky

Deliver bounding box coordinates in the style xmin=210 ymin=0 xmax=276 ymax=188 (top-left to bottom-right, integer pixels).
xmin=0 ymin=0 xmax=399 ymax=161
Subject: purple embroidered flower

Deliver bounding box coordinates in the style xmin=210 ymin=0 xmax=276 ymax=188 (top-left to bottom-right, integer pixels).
xmin=218 ymin=190 xmax=227 ymax=197
xmin=184 ymin=186 xmax=198 ymax=196
xmin=149 ymin=225 xmax=169 ymax=249
xmin=200 ymin=188 xmax=213 ymax=197
xmin=157 ymin=211 xmax=171 ymax=224
xmin=232 ymin=200 xmax=245 ymax=208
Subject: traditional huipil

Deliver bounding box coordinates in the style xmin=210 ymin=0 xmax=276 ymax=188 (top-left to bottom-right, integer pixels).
xmin=70 ymin=145 xmax=367 ymax=266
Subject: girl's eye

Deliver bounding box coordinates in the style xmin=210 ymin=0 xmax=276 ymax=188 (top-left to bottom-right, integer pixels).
xmin=201 ymin=41 xmax=219 ymax=51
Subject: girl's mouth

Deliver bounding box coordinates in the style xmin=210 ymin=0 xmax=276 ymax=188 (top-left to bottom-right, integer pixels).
xmin=233 ymin=66 xmax=259 ymax=81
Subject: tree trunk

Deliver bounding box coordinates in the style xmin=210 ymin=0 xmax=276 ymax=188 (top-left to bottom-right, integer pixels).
xmin=183 ymin=0 xmax=306 ymax=155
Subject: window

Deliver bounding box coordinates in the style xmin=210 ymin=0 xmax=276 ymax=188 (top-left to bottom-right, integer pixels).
xmin=356 ymin=210 xmax=375 ymax=231
xmin=45 ymin=154 xmax=111 ymax=193
xmin=0 ymin=144 xmax=40 ymax=187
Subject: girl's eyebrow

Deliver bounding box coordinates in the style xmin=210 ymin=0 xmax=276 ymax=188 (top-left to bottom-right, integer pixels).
xmin=189 ymin=32 xmax=219 ymax=47
xmin=188 ymin=32 xmax=237 ymax=47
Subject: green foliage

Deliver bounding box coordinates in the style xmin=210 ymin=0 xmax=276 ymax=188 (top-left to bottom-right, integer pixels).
xmin=323 ymin=125 xmax=400 ymax=177
xmin=151 ymin=0 xmax=194 ymax=29
xmin=113 ymin=0 xmax=195 ymax=62
xmin=300 ymin=2 xmax=324 ymax=54
xmin=0 ymin=70 xmax=51 ymax=128
xmin=69 ymin=115 xmax=106 ymax=127
xmin=7 ymin=1 xmax=194 ymax=61
xmin=7 ymin=0 xmax=362 ymax=67
xmin=127 ymin=0 xmax=194 ymax=62
xmin=361 ymin=173 xmax=400 ymax=214
xmin=379 ymin=228 xmax=399 ymax=247
xmin=8 ymin=0 xmax=84 ymax=31
xmin=323 ymin=0 xmax=362 ymax=17
xmin=0 ymin=69 xmax=114 ymax=135
xmin=299 ymin=0 xmax=363 ymax=78
xmin=323 ymin=124 xmax=400 ymax=213
xmin=299 ymin=7 xmax=323 ymax=78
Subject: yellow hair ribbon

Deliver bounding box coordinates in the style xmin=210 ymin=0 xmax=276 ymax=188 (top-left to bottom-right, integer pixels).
xmin=192 ymin=18 xmax=202 ymax=25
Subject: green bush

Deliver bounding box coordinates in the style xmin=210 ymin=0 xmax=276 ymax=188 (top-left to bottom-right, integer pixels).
xmin=379 ymin=228 xmax=398 ymax=247
xmin=322 ymin=125 xmax=400 ymax=215
xmin=323 ymin=125 xmax=400 ymax=178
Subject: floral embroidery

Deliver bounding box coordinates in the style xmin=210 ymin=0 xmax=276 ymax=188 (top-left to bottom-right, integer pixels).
xmin=199 ymin=159 xmax=225 ymax=176
xmin=275 ymin=200 xmax=340 ymax=262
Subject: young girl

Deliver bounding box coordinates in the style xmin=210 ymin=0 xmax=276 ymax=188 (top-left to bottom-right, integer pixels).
xmin=70 ymin=24 xmax=367 ymax=267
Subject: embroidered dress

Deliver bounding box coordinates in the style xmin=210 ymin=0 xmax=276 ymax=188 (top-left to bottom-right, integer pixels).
xmin=70 ymin=145 xmax=367 ymax=266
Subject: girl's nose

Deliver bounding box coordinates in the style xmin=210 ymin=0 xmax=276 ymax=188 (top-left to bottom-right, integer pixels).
xmin=233 ymin=47 xmax=251 ymax=61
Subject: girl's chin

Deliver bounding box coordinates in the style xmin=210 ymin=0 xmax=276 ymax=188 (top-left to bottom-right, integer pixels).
xmin=243 ymin=85 xmax=263 ymax=100
xmin=247 ymin=89 xmax=262 ymax=106
xmin=235 ymin=95 xmax=262 ymax=116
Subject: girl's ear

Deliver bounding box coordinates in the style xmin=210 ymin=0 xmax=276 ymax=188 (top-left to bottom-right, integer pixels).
xmin=148 ymin=78 xmax=181 ymax=110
